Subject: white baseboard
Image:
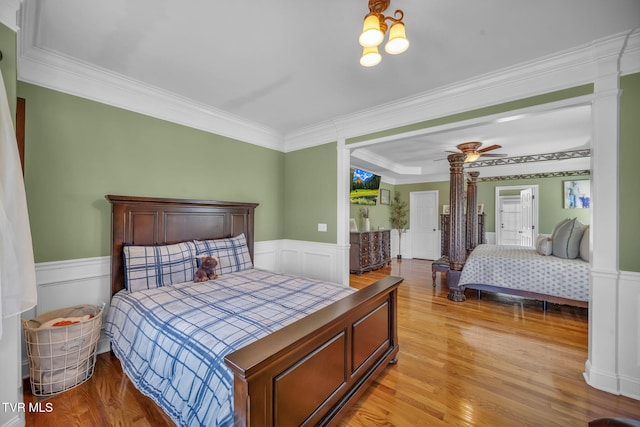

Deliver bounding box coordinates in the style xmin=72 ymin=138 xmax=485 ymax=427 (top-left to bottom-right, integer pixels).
xmin=618 ymin=271 xmax=640 ymax=400
xmin=584 ymin=270 xmax=640 ymax=400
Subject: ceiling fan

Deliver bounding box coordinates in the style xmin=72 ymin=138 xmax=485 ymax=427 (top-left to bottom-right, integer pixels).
xmin=447 ymin=141 xmax=507 ymax=163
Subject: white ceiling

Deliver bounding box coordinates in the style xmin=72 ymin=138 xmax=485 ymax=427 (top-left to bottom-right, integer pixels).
xmin=16 ymin=0 xmax=640 ymax=182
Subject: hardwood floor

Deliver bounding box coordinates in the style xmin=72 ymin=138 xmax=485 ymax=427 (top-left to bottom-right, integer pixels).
xmin=24 ymin=259 xmax=639 ymax=426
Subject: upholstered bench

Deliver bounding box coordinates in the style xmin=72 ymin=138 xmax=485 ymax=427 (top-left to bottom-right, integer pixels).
xmin=431 ymin=256 xmax=449 ymax=286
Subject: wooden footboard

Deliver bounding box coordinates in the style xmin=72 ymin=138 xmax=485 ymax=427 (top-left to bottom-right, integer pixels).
xmin=224 ymin=275 xmax=402 ymax=427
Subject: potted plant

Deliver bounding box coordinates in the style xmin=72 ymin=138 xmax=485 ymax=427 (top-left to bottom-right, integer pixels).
xmin=359 ymin=207 xmax=370 ymax=232
xmin=389 ymin=190 xmax=408 ymax=259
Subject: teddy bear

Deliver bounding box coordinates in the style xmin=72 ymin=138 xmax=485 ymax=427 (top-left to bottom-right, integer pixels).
xmin=194 ymin=255 xmax=219 ymax=282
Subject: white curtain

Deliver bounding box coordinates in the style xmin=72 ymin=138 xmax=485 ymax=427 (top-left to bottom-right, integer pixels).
xmin=0 ymin=69 xmax=37 ymax=339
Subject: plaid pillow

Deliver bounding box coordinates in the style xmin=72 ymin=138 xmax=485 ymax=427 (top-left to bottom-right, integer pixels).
xmin=193 ymin=234 xmax=253 ymax=275
xmin=123 ymin=241 xmax=197 ymax=292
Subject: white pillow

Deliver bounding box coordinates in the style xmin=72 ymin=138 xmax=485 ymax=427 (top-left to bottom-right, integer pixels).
xmin=552 ymin=218 xmax=586 ymax=259
xmin=551 ymin=218 xmax=571 ymax=241
xmin=535 ymin=235 xmax=553 ymax=256
xmin=580 ymin=225 xmax=590 ymax=262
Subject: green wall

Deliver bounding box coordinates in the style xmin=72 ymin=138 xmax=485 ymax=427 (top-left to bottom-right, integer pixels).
xmin=394 ymin=175 xmax=591 ymax=234
xmin=477 ymin=175 xmax=591 ymax=233
xmin=349 ymin=181 xmax=395 ymax=232
xmin=284 ymin=142 xmax=337 ymax=243
xmin=619 ymin=73 xmax=640 ymax=272
xmin=18 ymin=83 xmax=285 ymax=262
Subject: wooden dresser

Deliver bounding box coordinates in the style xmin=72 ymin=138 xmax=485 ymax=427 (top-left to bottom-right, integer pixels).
xmin=350 ymin=230 xmax=391 ymax=275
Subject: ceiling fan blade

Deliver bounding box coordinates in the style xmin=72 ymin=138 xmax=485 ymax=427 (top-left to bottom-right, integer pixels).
xmin=478 ymin=144 xmax=502 ymax=153
xmin=479 ymin=153 xmax=507 ymax=158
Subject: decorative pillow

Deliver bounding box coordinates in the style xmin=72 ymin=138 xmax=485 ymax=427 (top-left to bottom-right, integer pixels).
xmin=552 ymin=218 xmax=586 ymax=259
xmin=535 ymin=234 xmax=553 ymax=256
xmin=551 ymin=218 xmax=571 ymax=241
xmin=580 ymin=225 xmax=590 ymax=262
xmin=193 ymin=233 xmax=253 ymax=275
xmin=123 ymin=241 xmax=197 ymax=292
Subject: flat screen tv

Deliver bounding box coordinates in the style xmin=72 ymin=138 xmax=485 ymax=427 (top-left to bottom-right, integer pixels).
xmin=350 ymin=168 xmax=381 ymax=205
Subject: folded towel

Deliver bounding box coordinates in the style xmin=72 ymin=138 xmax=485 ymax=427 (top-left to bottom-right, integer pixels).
xmin=39 ymin=314 xmax=93 ymax=329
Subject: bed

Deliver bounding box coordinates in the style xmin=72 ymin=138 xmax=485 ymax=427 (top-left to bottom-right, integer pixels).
xmin=442 ymin=155 xmax=590 ymax=308
xmin=458 ymin=244 xmax=589 ymax=308
xmin=105 ymin=195 xmax=402 ymax=427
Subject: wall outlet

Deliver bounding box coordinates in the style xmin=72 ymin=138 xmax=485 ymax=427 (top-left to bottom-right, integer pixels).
xmin=318 ymin=223 xmax=327 ymax=232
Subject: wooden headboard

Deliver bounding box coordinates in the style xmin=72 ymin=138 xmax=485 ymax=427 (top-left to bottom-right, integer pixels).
xmin=106 ymin=195 xmax=258 ymax=295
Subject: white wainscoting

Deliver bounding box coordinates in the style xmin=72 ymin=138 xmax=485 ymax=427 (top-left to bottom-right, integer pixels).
xmin=618 ymin=270 xmax=640 ymax=400
xmin=22 ymin=239 xmax=349 ymax=378
xmin=485 ymin=232 xmax=496 ymax=245
xmin=22 ymin=257 xmax=112 ymax=378
xmin=255 ymin=239 xmax=349 ymax=285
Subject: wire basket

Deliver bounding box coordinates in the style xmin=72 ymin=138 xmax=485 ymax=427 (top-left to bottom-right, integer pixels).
xmin=23 ymin=303 xmax=104 ymax=396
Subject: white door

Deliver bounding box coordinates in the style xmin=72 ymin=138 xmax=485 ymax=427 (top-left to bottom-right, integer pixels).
xmin=498 ymin=196 xmax=521 ymax=245
xmin=410 ymin=191 xmax=439 ymax=260
xmin=520 ymin=188 xmax=534 ymax=247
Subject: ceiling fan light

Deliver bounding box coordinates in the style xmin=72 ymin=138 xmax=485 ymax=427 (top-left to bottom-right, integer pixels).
xmin=465 ymin=152 xmax=481 ymax=163
xmin=384 ymin=22 xmax=409 ymax=54
xmin=359 ymin=14 xmax=384 ymax=47
xmin=360 ymin=46 xmax=382 ymax=67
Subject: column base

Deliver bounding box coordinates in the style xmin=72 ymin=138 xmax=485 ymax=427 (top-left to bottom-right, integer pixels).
xmin=446 ymin=269 xmax=466 ymax=302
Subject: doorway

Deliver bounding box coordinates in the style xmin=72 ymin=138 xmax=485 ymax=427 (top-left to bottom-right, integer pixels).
xmin=497 ymin=196 xmax=521 ymax=245
xmin=495 ymin=185 xmax=539 ymax=247
xmin=410 ymin=191 xmax=439 ymax=260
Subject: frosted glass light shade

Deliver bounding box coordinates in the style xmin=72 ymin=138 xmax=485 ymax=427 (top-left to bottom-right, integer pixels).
xmin=384 ymin=22 xmax=409 ymax=54
xmin=359 ymin=14 xmax=384 ymax=47
xmin=360 ymin=46 xmax=382 ymax=67
xmin=465 ymin=152 xmax=481 ymax=163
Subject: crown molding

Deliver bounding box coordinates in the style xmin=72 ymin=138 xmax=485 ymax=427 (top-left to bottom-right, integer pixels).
xmin=0 ymin=0 xmax=21 ymax=31
xmin=16 ymin=1 xmax=284 ymax=152
xmin=285 ymin=29 xmax=640 ymax=151
xmin=13 ymin=1 xmax=640 ymax=155
xmin=351 ymin=147 xmax=422 ymax=176
xmin=387 ymin=157 xmax=592 ymax=186
xmin=17 ymin=46 xmax=284 ymax=151
xmin=467 ymin=149 xmax=591 ymax=168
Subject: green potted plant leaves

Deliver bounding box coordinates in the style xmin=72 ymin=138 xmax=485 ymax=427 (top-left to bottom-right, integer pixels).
xmin=389 ymin=190 xmax=408 ymax=259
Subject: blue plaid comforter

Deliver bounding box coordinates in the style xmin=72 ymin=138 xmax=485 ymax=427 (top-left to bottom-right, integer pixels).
xmin=105 ymin=268 xmax=355 ymax=427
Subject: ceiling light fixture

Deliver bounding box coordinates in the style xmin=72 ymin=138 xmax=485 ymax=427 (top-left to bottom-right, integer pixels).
xmin=358 ymin=0 xmax=409 ymax=67
xmin=464 ymin=152 xmax=481 ymax=163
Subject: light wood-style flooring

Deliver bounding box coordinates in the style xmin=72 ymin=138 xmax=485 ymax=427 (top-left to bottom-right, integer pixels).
xmin=24 ymin=259 xmax=640 ymax=426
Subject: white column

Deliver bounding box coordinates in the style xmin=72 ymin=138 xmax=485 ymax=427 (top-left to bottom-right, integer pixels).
xmin=583 ymin=33 xmax=625 ymax=395
xmin=336 ymin=139 xmax=351 ymax=286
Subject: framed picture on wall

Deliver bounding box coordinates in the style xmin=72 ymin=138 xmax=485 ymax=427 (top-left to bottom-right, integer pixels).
xmin=564 ymin=179 xmax=591 ymax=209
xmin=379 ymin=188 xmax=390 ymax=205
xmin=442 ymin=205 xmax=450 ymax=214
